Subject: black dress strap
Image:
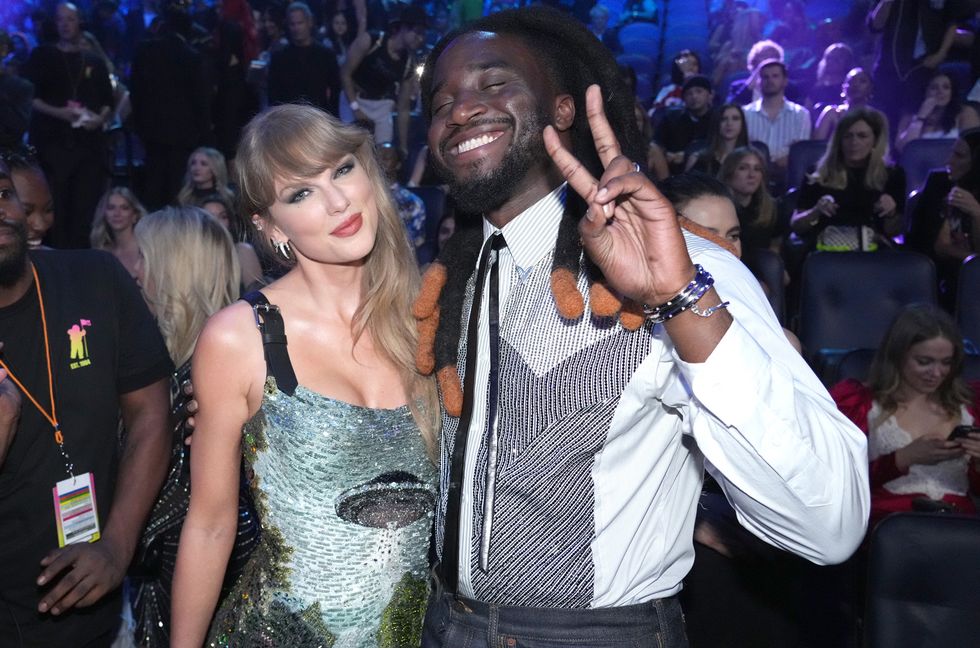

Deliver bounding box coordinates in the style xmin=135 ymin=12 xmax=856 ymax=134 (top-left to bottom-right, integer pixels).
xmin=241 ymin=290 xmax=298 ymax=396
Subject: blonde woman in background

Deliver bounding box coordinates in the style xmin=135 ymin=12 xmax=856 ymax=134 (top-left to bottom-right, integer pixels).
xmin=171 ymin=104 xmax=438 ymax=647
xmin=176 ymin=147 xmax=235 ymax=207
xmin=129 ymin=205 xmax=245 ymax=646
xmin=90 ymin=186 xmax=147 ymax=277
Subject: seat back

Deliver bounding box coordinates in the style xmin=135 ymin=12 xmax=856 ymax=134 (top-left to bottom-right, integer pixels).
xmin=900 ymin=139 xmax=955 ymax=197
xmin=786 ymin=140 xmax=828 ymax=192
xmin=409 ymin=185 xmax=447 ymax=265
xmin=957 ymin=255 xmax=980 ymax=351
xmin=865 ymin=513 xmax=980 ymax=648
xmin=743 ymin=248 xmax=785 ymax=324
xmin=798 ymin=251 xmax=937 ymax=373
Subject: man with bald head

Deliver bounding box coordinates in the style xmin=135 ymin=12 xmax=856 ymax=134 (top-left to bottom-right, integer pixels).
xmin=25 ymin=2 xmax=113 ymax=249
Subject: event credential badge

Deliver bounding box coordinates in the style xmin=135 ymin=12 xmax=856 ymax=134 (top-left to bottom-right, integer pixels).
xmin=52 ymin=472 xmax=101 ymax=547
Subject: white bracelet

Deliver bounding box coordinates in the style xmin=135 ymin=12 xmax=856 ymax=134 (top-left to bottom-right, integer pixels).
xmin=689 ymin=300 xmax=731 ymax=318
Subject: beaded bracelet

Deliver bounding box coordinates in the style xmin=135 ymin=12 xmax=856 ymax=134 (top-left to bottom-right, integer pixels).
xmin=642 ymin=264 xmax=716 ymax=324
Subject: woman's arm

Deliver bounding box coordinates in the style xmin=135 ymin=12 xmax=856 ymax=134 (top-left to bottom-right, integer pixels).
xmin=813 ymin=105 xmax=837 ymax=140
xmin=791 ymin=194 xmax=837 ymax=234
xmin=171 ymin=303 xmax=263 ymax=647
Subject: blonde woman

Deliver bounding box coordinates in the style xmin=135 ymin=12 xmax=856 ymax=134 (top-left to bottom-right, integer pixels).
xmin=176 ymin=147 xmax=235 ymax=207
xmin=171 ymin=104 xmax=439 ymax=647
xmin=719 ymin=146 xmax=780 ymax=259
xmin=90 ymin=186 xmax=147 ymax=277
xmin=791 ymin=108 xmax=905 ymax=252
xmin=130 ymin=205 xmax=244 ymax=646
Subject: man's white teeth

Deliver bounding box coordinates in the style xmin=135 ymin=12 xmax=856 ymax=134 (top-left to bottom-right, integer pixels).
xmin=457 ymin=133 xmax=501 ymax=154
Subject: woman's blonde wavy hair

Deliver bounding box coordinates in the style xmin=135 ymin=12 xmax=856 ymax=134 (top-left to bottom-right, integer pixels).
xmin=177 ymin=147 xmax=235 ymax=207
xmin=810 ymin=108 xmax=890 ymax=191
xmin=235 ymin=104 xmax=439 ymax=456
xmin=135 ymin=206 xmax=241 ymax=367
xmin=90 ymin=186 xmax=148 ymax=250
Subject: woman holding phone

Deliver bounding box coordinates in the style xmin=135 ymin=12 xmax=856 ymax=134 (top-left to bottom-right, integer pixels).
xmin=832 ymin=304 xmax=980 ymax=528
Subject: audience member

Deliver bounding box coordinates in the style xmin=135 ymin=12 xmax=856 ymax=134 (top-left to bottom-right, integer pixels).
xmin=176 ymin=146 xmax=235 ymax=207
xmin=895 ymin=70 xmax=979 ymax=154
xmin=128 ymin=206 xmax=244 ymax=646
xmin=720 ymin=145 xmax=782 ymax=260
xmin=832 ymin=304 xmax=980 ymax=528
xmin=79 ymin=30 xmax=129 ymax=127
xmin=813 ymin=67 xmax=885 ymax=141
xmin=90 ymin=186 xmax=147 ymax=278
xmin=652 ymin=49 xmax=701 ymax=111
xmin=377 ymin=142 xmax=427 ymax=250
xmin=587 ymin=3 xmax=619 ymax=53
xmin=268 ymin=1 xmax=341 ymax=115
xmin=907 ymin=128 xmax=980 ymax=310
xmin=6 ymin=149 xmax=55 ymax=249
xmin=791 ymin=108 xmax=904 ymax=252
xmin=25 ymin=2 xmax=114 ymax=248
xmin=868 ymin=0 xmax=968 ymax=130
xmin=742 ymin=59 xmax=811 ymax=182
xmin=686 ymin=102 xmax=750 ymax=175
xmin=653 ymin=74 xmax=716 ymax=175
xmin=725 ymin=38 xmax=802 ymax=106
xmin=211 ymin=0 xmax=260 ymax=160
xmin=0 ymin=156 xmax=172 ymax=647
xmin=0 ymin=29 xmax=34 ymax=151
xmin=324 ymin=10 xmax=354 ymax=65
xmin=712 ymin=7 xmax=766 ymax=90
xmin=130 ymin=0 xmax=212 ymax=211
xmin=341 ymin=3 xmax=426 ymax=150
xmin=806 ymin=42 xmax=854 ymax=114
xmin=170 ymin=103 xmax=438 ymax=647
xmin=199 ymin=193 xmax=265 ymax=289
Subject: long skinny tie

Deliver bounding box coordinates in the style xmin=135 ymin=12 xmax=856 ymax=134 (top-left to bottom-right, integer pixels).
xmin=441 ymin=232 xmax=506 ymax=593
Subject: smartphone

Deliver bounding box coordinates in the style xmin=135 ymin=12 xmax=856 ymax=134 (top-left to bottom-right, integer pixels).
xmin=948 ymin=425 xmax=980 ymax=441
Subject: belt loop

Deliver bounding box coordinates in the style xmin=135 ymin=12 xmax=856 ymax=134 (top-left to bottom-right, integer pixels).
xmin=487 ymin=603 xmax=500 ymax=646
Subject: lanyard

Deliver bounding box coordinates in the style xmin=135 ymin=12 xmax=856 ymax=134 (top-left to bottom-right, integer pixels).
xmin=0 ymin=264 xmax=75 ymax=477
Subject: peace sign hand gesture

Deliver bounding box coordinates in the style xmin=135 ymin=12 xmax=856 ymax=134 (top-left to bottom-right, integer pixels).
xmin=542 ymin=85 xmax=696 ymax=306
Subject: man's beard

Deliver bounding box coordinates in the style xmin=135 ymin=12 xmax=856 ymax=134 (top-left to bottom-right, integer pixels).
xmin=0 ymin=220 xmax=29 ymax=288
xmin=434 ymin=108 xmax=552 ymax=215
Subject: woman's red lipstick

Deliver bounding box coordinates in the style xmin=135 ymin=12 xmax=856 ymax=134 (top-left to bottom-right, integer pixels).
xmin=331 ymin=212 xmax=363 ymax=237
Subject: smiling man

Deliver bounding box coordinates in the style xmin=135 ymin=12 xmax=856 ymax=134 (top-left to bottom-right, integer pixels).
xmin=0 ymin=159 xmax=172 ymax=647
xmin=417 ymin=7 xmax=870 ymax=647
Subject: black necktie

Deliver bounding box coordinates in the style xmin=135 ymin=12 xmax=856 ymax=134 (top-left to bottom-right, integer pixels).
xmin=441 ymin=232 xmax=506 ymax=594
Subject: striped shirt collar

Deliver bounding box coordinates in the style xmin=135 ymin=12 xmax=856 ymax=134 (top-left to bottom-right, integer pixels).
xmin=482 ymin=183 xmax=567 ymax=272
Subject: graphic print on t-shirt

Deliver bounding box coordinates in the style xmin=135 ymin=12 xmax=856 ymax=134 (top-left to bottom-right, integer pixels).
xmin=67 ymin=318 xmax=92 ymax=369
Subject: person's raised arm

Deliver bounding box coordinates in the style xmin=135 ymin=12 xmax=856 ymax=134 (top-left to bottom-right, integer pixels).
xmin=544 ymin=85 xmax=730 ymax=362
xmin=171 ymin=302 xmax=263 ymax=647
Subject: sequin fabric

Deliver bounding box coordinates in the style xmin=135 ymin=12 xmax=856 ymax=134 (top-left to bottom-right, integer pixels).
xmin=208 ymin=376 xmax=436 ymax=648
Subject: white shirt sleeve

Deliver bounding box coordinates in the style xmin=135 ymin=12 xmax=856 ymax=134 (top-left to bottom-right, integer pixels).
xmin=659 ymin=242 xmax=870 ymax=565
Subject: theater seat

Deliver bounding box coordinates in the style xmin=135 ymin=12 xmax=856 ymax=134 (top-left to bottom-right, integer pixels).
xmin=797 ymin=251 xmax=937 ymax=383
xmin=864 ymin=513 xmax=980 ymax=648
xmin=957 ymin=255 xmax=980 ymax=352
xmin=899 ymin=139 xmax=955 ymax=197
xmin=743 ymin=248 xmax=785 ymax=324
xmin=785 ymin=140 xmax=827 ymax=193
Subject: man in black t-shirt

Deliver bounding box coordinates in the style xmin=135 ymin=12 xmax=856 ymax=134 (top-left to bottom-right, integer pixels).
xmin=0 ymin=160 xmax=172 ymax=647
xmin=655 ymin=75 xmax=716 ymax=175
xmin=268 ymin=2 xmax=341 ymax=116
xmin=24 ymin=2 xmax=114 ymax=249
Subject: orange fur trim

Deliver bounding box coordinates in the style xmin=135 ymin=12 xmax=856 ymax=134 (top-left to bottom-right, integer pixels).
xmin=413 ymin=263 xmax=447 ymax=320
xmin=550 ymin=268 xmax=585 ymax=319
xmin=437 ymin=364 xmax=463 ymax=417
xmin=590 ymin=280 xmax=622 ymax=317
xmin=619 ymin=299 xmax=646 ymax=331
xmin=415 ymin=308 xmax=439 ymax=375
xmin=678 ymin=217 xmax=738 ymax=257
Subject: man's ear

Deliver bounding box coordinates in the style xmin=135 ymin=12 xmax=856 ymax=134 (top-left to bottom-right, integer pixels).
xmin=553 ymin=93 xmax=576 ymax=133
